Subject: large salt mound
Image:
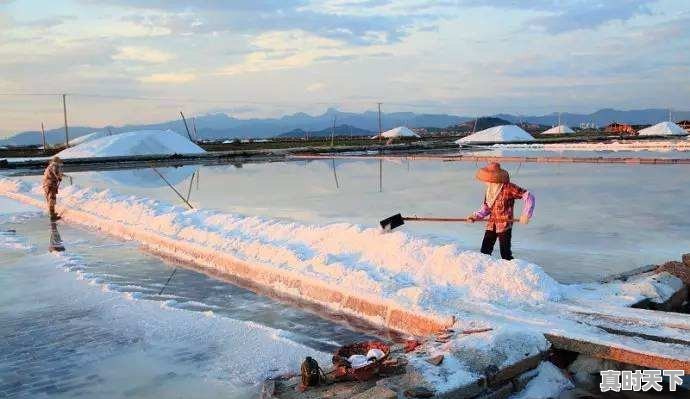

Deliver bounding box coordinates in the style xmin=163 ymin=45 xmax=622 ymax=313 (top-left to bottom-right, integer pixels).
xmin=374 ymin=126 xmax=420 ymax=139
xmin=68 ymin=130 xmax=111 ymax=146
xmin=638 ymin=121 xmax=687 ymax=136
xmin=542 ymin=125 xmax=574 ymax=135
xmin=58 ymin=130 xmax=205 ymax=159
xmin=456 ymin=125 xmax=534 ymax=143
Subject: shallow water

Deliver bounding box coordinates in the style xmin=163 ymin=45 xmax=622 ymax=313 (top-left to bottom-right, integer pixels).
xmin=17 ymin=156 xmax=690 ymax=283
xmin=0 ymin=208 xmax=375 ymax=398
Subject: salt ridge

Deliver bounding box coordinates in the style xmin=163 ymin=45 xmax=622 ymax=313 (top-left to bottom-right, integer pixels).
xmin=0 ymin=178 xmax=563 ymax=333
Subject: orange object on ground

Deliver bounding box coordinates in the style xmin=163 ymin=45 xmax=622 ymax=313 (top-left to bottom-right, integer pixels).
xmin=403 ymin=339 xmax=422 ymax=353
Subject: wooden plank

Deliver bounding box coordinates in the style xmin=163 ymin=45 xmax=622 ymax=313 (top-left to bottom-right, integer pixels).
xmin=600 ymin=264 xmax=659 ymax=282
xmin=556 ymin=302 xmax=690 ymax=332
xmin=487 ymin=353 xmax=543 ymax=387
xmin=545 ymin=333 xmax=690 ymax=373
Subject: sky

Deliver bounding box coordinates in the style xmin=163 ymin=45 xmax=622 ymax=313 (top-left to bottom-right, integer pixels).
xmin=1 ymin=0 xmax=689 ymax=136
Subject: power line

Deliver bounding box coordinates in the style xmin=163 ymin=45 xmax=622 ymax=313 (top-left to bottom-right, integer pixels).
xmin=0 ymin=93 xmax=63 ymax=96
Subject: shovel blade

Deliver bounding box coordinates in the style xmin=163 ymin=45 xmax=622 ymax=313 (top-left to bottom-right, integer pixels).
xmin=380 ymin=213 xmax=405 ymax=230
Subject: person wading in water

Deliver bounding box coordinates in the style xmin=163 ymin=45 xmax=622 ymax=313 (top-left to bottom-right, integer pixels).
xmin=42 ymin=156 xmax=64 ymax=221
xmin=468 ymin=162 xmax=534 ymax=260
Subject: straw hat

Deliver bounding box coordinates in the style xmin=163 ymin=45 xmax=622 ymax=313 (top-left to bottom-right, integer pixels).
xmin=476 ymin=162 xmax=509 ymax=183
xmin=51 ymin=156 xmax=63 ymax=164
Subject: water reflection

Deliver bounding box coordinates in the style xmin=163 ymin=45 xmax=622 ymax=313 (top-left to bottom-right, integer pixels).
xmin=17 ymin=157 xmax=690 ymax=283
xmin=87 ymin=165 xmax=198 ymax=188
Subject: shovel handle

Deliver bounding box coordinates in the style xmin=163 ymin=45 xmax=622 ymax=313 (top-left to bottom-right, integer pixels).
xmin=403 ymin=217 xmax=520 ymax=223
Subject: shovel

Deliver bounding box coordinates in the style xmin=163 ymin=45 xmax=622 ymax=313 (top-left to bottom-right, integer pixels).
xmin=380 ymin=213 xmax=519 ymax=231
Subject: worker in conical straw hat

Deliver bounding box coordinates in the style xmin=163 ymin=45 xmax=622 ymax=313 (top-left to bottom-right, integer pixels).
xmin=467 ymin=162 xmax=534 ymax=260
xmin=42 ymin=156 xmax=64 ymax=221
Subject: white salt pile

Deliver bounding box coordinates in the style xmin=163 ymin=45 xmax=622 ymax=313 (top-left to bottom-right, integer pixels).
xmin=456 ymin=125 xmax=534 ymax=143
xmin=638 ymin=121 xmax=687 ymax=136
xmin=541 ymin=125 xmax=575 ymax=135
xmin=68 ymin=130 xmax=112 ymax=146
xmin=58 ymin=130 xmax=205 ymax=158
xmin=373 ymin=126 xmax=420 ymax=139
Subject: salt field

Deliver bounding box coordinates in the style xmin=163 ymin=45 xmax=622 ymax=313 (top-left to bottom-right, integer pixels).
xmin=2 ymin=153 xmax=690 ymax=398
xmin=0 ymin=154 xmax=687 ymax=397
xmin=10 ymin=156 xmax=689 ymax=283
xmin=4 ymin=1 xmax=690 ymax=396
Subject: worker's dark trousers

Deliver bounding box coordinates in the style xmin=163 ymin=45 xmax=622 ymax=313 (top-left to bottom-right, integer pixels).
xmin=480 ymin=228 xmax=513 ymax=260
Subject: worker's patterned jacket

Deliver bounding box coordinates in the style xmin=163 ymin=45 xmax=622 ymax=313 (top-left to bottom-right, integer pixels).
xmin=472 ymin=182 xmax=535 ymax=233
xmin=42 ymin=163 xmax=63 ymax=191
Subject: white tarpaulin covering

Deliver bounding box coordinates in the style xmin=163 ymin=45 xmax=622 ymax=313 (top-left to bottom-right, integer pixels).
xmin=57 ymin=130 xmax=205 ymax=158
xmin=637 ymin=121 xmax=687 ymax=136
xmin=456 ymin=125 xmax=534 ymax=143
xmin=68 ymin=131 xmax=112 ymax=146
xmin=542 ymin=125 xmax=575 ymax=135
xmin=373 ymin=126 xmax=420 ymax=139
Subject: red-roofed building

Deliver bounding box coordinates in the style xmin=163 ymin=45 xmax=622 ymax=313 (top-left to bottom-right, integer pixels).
xmin=605 ymin=123 xmax=637 ymax=135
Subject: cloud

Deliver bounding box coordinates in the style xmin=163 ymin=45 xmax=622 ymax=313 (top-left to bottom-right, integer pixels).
xmin=306 ymin=82 xmax=326 ymax=92
xmin=528 ymin=1 xmax=655 ymax=33
xmin=138 ymin=72 xmax=196 ymax=83
xmin=112 ymin=46 xmax=174 ymax=63
xmin=459 ymin=0 xmax=655 ymax=33
xmin=99 ymin=0 xmax=422 ymax=45
xmin=217 ymin=30 xmax=350 ymax=75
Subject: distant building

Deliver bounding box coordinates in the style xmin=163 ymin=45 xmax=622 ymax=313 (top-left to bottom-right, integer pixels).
xmin=604 ymin=123 xmax=637 ymax=135
xmin=579 ymin=122 xmax=597 ymax=130
xmin=677 ymin=120 xmax=690 ymax=133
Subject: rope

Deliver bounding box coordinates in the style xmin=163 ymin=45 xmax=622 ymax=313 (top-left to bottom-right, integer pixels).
xmin=150 ymin=166 xmax=194 ymax=209
xmin=158 ymin=268 xmax=177 ymax=295
xmin=150 ymin=165 xmax=194 ymax=297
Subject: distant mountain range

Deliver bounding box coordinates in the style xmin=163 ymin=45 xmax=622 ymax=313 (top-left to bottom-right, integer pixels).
xmin=278 ymin=124 xmax=374 ymax=138
xmin=2 ymin=107 xmax=688 ymax=147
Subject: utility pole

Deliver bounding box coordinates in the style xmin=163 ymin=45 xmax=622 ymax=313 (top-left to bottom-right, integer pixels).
xmin=331 ymin=115 xmax=336 ymax=147
xmin=40 ymin=122 xmax=47 ymax=152
xmin=379 ymin=158 xmax=383 ymax=193
xmin=377 ymin=102 xmax=383 ymax=136
xmin=62 ymin=93 xmax=69 ymax=147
